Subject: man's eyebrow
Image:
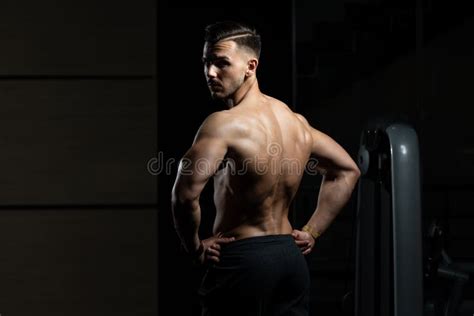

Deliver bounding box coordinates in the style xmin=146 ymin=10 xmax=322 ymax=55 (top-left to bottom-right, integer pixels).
xmin=202 ymin=55 xmax=230 ymax=63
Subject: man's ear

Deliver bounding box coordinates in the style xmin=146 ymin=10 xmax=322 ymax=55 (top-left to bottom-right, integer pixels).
xmin=246 ymin=58 xmax=259 ymax=77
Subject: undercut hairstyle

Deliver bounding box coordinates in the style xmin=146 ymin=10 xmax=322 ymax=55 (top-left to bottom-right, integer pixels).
xmin=204 ymin=21 xmax=261 ymax=58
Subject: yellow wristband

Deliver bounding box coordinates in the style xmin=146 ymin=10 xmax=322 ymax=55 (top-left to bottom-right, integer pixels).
xmin=302 ymin=225 xmax=321 ymax=240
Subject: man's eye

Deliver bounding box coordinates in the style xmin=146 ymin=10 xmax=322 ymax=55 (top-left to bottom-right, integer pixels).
xmin=215 ymin=60 xmax=229 ymax=68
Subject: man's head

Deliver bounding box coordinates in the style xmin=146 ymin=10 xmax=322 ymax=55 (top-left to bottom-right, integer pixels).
xmin=202 ymin=21 xmax=261 ymax=101
xmin=204 ymin=21 xmax=261 ymax=58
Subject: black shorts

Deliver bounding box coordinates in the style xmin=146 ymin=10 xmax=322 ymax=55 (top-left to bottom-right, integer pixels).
xmin=198 ymin=234 xmax=310 ymax=316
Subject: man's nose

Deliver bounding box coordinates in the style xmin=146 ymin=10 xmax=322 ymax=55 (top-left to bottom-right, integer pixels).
xmin=205 ymin=64 xmax=217 ymax=78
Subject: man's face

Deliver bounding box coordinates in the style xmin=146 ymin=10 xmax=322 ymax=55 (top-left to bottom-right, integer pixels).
xmin=202 ymin=40 xmax=250 ymax=100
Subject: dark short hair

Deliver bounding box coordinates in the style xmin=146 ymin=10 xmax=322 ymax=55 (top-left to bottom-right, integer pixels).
xmin=204 ymin=21 xmax=261 ymax=58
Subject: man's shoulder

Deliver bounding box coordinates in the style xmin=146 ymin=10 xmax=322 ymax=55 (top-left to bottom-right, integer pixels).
xmin=196 ymin=110 xmax=243 ymax=139
xmin=203 ymin=110 xmax=232 ymax=123
xmin=201 ymin=110 xmax=237 ymax=130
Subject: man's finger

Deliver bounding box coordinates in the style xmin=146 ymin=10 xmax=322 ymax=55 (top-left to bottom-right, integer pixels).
xmin=295 ymin=240 xmax=309 ymax=246
xmin=292 ymin=231 xmax=301 ymax=238
xmin=207 ymin=248 xmax=220 ymax=257
xmin=216 ymin=237 xmax=235 ymax=244
xmin=207 ymin=255 xmax=220 ymax=263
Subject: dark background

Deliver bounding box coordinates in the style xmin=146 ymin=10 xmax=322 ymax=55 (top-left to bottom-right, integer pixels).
xmin=0 ymin=0 xmax=473 ymax=315
xmin=159 ymin=0 xmax=474 ymax=315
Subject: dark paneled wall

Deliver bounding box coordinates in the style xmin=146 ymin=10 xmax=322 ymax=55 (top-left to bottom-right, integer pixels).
xmin=0 ymin=80 xmax=156 ymax=204
xmin=0 ymin=208 xmax=156 ymax=315
xmin=0 ymin=0 xmax=154 ymax=75
xmin=0 ymin=1 xmax=157 ymax=315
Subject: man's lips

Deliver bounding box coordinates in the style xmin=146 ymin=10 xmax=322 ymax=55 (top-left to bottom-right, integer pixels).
xmin=208 ymin=82 xmax=222 ymax=89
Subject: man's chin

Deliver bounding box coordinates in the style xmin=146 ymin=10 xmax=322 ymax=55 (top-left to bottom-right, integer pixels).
xmin=210 ymin=92 xmax=226 ymax=100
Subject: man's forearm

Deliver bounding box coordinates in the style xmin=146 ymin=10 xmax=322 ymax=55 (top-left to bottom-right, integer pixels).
xmin=305 ymin=170 xmax=359 ymax=236
xmin=171 ymin=199 xmax=201 ymax=254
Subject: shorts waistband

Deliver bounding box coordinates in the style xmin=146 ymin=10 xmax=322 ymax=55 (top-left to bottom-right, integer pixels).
xmin=222 ymin=234 xmax=294 ymax=250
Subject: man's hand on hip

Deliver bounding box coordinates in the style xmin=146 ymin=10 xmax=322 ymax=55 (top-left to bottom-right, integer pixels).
xmin=196 ymin=232 xmax=235 ymax=265
xmin=292 ymin=229 xmax=315 ymax=255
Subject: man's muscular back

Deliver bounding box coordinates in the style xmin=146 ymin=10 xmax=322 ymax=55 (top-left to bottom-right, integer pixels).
xmin=173 ymin=21 xmax=360 ymax=264
xmin=194 ymin=94 xmax=314 ymax=239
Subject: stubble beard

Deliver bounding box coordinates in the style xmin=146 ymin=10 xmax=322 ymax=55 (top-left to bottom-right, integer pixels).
xmin=210 ymin=75 xmax=245 ymax=101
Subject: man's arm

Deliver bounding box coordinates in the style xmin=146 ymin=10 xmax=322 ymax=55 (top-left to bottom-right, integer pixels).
xmin=292 ymin=114 xmax=360 ymax=254
xmin=305 ymin=127 xmax=361 ymax=237
xmin=171 ymin=113 xmax=228 ymax=256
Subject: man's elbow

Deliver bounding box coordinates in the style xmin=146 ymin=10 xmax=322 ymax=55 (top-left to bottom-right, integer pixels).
xmin=332 ymin=167 xmax=360 ymax=189
xmin=351 ymin=166 xmax=361 ymax=181
xmin=324 ymin=164 xmax=360 ymax=183
xmin=346 ymin=165 xmax=361 ymax=187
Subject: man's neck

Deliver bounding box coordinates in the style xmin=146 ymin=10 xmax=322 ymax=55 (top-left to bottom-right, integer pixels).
xmin=225 ymin=77 xmax=260 ymax=109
